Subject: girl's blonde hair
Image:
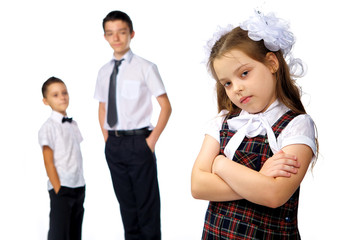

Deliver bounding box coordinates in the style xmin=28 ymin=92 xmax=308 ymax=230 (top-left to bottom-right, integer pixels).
xmin=208 ymin=27 xmax=305 ymax=115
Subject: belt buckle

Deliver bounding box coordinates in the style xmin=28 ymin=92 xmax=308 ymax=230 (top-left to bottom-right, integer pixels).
xmin=114 ymin=130 xmax=121 ymax=137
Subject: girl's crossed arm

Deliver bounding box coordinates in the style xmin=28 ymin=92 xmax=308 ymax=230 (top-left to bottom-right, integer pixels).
xmin=191 ymin=135 xmax=240 ymax=201
xmin=191 ymin=134 xmax=300 ymax=202
xmin=212 ymin=144 xmax=313 ymax=208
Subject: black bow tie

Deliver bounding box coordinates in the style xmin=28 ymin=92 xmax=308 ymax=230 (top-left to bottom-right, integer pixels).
xmin=62 ymin=117 xmax=73 ymax=123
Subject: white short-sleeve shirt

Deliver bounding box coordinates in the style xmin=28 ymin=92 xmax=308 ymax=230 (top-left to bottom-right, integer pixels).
xmin=94 ymin=49 xmax=166 ymax=130
xmin=38 ymin=111 xmax=85 ymax=190
xmin=205 ymin=100 xmax=317 ymax=158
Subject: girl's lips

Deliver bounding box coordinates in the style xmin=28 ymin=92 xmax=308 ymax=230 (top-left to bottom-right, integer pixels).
xmin=240 ymin=96 xmax=251 ymax=104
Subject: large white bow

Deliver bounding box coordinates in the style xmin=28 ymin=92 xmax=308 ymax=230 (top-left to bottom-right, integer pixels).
xmin=224 ymin=113 xmax=279 ymax=160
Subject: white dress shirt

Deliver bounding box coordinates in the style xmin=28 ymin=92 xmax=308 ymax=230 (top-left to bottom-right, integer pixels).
xmin=205 ymin=100 xmax=317 ymax=160
xmin=94 ymin=50 xmax=166 ymax=130
xmin=38 ymin=111 xmax=85 ymax=190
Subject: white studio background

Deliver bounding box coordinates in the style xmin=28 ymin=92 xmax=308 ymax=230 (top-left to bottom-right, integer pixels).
xmin=0 ymin=0 xmax=358 ymax=239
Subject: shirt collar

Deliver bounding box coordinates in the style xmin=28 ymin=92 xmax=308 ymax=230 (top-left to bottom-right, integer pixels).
xmin=112 ymin=49 xmax=134 ymax=64
xmin=50 ymin=111 xmax=67 ymax=124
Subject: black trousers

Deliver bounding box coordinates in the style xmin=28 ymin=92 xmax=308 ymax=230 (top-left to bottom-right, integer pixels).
xmin=48 ymin=186 xmax=85 ymax=240
xmin=105 ymin=133 xmax=161 ymax=240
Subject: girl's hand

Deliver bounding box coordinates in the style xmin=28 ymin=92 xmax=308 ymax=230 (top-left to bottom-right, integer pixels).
xmin=259 ymin=150 xmax=300 ymax=178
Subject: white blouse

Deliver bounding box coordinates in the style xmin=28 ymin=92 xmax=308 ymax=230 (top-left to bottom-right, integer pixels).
xmin=205 ymin=100 xmax=317 ymax=160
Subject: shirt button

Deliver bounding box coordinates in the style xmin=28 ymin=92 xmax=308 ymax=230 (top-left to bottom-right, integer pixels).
xmin=264 ymin=139 xmax=269 ymax=144
xmin=285 ymin=217 xmax=291 ymax=222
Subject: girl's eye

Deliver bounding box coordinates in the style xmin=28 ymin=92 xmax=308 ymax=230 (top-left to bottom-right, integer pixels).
xmin=241 ymin=71 xmax=249 ymax=78
xmin=223 ymin=81 xmax=231 ymax=87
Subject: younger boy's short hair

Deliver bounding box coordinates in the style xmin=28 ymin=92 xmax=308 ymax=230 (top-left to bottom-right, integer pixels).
xmin=42 ymin=76 xmax=65 ymax=98
xmin=102 ymin=10 xmax=133 ymax=33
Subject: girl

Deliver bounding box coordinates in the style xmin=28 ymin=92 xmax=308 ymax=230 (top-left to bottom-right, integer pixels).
xmin=191 ymin=12 xmax=317 ymax=239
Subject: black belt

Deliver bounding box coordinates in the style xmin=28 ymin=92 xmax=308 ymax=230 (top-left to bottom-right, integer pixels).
xmin=108 ymin=127 xmax=150 ymax=137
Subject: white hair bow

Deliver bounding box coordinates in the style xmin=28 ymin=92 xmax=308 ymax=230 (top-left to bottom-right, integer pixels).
xmin=205 ymin=10 xmax=305 ymax=77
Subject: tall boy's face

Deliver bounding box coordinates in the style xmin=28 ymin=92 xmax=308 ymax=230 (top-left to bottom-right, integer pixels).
xmin=104 ymin=20 xmax=135 ymax=59
xmin=43 ymin=82 xmax=69 ymax=116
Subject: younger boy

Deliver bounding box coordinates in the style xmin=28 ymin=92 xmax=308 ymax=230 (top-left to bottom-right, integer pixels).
xmin=38 ymin=77 xmax=85 ymax=240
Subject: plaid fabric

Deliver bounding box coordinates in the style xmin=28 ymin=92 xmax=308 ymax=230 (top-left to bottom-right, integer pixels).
xmin=202 ymin=111 xmax=301 ymax=240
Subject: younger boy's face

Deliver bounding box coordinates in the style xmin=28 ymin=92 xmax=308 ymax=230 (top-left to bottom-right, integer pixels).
xmin=104 ymin=20 xmax=135 ymax=60
xmin=43 ymin=82 xmax=69 ymax=116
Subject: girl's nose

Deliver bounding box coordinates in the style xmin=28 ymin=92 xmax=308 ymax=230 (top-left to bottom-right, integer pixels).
xmin=233 ymin=81 xmax=244 ymax=93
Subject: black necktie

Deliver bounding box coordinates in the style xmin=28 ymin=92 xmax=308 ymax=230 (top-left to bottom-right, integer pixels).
xmin=62 ymin=117 xmax=73 ymax=123
xmin=107 ymin=59 xmax=123 ymax=127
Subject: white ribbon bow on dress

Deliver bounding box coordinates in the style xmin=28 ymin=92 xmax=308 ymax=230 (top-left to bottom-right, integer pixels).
xmin=224 ymin=113 xmax=279 ymax=160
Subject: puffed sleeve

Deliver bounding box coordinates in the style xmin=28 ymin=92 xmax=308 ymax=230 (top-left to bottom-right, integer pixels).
xmin=204 ymin=110 xmax=228 ymax=143
xmin=278 ymin=114 xmax=317 ymax=155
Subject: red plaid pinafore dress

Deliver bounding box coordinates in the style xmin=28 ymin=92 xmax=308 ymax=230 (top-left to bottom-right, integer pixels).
xmin=202 ymin=111 xmax=301 ymax=240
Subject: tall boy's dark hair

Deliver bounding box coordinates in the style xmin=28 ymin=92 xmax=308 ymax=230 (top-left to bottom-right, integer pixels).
xmin=42 ymin=76 xmax=65 ymax=98
xmin=102 ymin=10 xmax=133 ymax=33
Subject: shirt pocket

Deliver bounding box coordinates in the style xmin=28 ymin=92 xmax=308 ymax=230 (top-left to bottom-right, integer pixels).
xmin=121 ymin=80 xmax=140 ymax=99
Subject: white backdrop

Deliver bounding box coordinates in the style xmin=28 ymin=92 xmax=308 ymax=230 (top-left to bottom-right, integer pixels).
xmin=0 ymin=0 xmax=359 ymax=239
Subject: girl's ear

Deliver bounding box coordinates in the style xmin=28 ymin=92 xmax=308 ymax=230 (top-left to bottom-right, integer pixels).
xmin=266 ymin=52 xmax=279 ymax=73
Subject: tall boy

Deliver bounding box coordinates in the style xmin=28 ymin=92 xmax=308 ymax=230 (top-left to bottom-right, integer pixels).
xmin=94 ymin=10 xmax=171 ymax=240
xmin=38 ymin=77 xmax=86 ymax=240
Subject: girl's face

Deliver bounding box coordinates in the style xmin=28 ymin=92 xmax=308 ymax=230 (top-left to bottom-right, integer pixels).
xmin=213 ymin=49 xmax=278 ymax=114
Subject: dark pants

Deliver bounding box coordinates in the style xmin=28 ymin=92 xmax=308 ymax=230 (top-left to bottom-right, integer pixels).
xmin=48 ymin=186 xmax=85 ymax=240
xmin=105 ymin=132 xmax=161 ymax=240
